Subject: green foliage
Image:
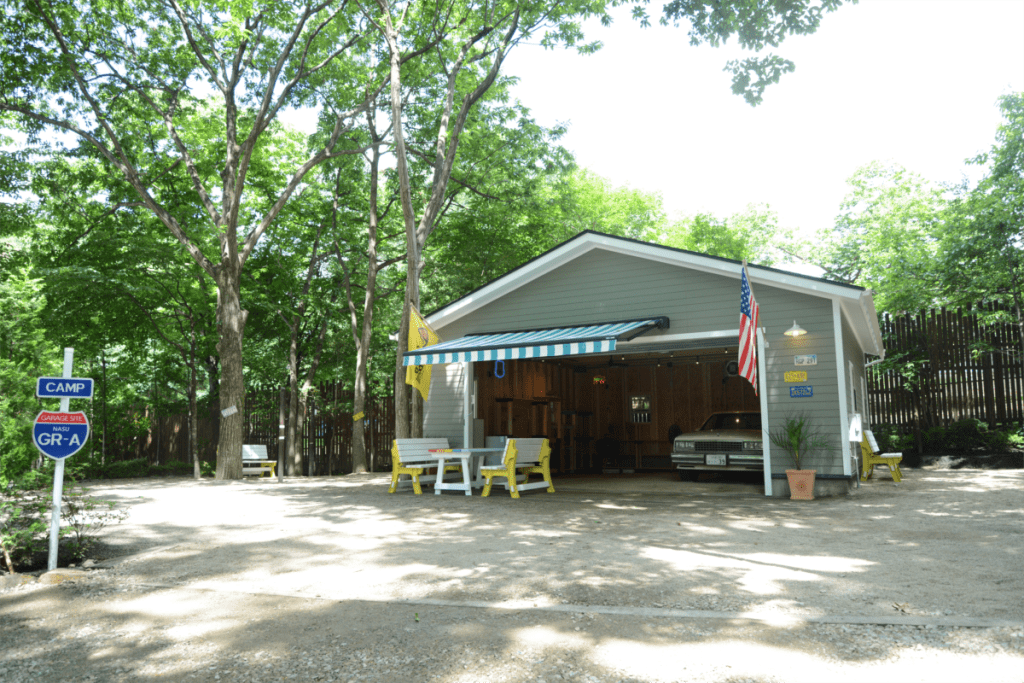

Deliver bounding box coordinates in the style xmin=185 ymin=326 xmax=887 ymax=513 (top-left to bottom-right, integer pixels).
xmin=877 ymin=421 xmax=1022 ymax=456
xmin=939 ymin=93 xmax=1024 ymax=352
xmin=94 ymin=458 xmax=151 ymax=480
xmin=69 ymin=457 xmax=196 ymax=480
xmin=659 ymin=0 xmax=850 ymax=105
xmin=870 ymin=426 xmax=912 ymax=454
xmin=660 ymin=204 xmax=796 ymax=266
xmin=769 ymin=414 xmax=831 ymax=470
xmin=1 ymin=480 xmax=128 ymax=571
xmin=922 ymin=419 xmax=1019 ymax=454
xmin=816 ymin=161 xmax=945 ymax=314
xmin=149 ymin=461 xmax=195 ymax=477
xmin=549 ymin=169 xmax=667 ymax=243
xmin=0 ymin=267 xmax=59 ymax=484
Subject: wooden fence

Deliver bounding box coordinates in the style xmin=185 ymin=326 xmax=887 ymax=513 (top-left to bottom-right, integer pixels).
xmin=868 ymin=303 xmax=1024 ymax=433
xmin=123 ymin=385 xmax=395 ymax=474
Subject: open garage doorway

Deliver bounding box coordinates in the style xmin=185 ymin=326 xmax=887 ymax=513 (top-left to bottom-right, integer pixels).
xmin=472 ymin=344 xmax=760 ymax=477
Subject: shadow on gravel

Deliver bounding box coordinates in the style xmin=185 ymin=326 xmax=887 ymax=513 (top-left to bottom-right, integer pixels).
xmin=3 ymin=469 xmax=1018 ymax=680
xmin=72 ymin=469 xmax=1024 ymax=619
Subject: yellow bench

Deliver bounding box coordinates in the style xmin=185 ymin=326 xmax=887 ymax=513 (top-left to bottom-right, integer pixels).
xmin=481 ymin=438 xmax=556 ymax=498
xmin=860 ymin=430 xmax=903 ymax=483
xmin=389 ymin=438 xmax=461 ymax=494
xmin=242 ymin=445 xmax=277 ymax=477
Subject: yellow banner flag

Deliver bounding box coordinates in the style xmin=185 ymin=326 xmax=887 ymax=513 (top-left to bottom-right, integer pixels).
xmin=405 ymin=305 xmax=440 ymax=401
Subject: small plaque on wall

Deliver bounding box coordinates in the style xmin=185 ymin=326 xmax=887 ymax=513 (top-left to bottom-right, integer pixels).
xmin=784 ymin=371 xmax=808 ymax=382
xmin=790 ymin=385 xmax=813 ymax=398
xmin=794 ymin=354 xmax=817 ymax=366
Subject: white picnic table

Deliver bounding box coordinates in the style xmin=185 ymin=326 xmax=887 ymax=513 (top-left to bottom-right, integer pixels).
xmin=429 ymin=447 xmax=505 ymax=496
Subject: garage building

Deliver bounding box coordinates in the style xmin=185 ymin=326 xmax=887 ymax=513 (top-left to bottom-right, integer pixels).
xmin=404 ymin=231 xmax=885 ymax=497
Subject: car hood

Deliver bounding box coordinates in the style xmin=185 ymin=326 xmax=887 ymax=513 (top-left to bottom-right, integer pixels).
xmin=674 ymin=429 xmax=761 ymax=441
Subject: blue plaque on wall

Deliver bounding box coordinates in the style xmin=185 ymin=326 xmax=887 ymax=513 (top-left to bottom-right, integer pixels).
xmin=790 ymin=385 xmax=813 ymax=398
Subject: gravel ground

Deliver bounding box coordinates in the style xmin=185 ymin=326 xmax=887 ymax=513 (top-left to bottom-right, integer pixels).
xmin=1 ymin=466 xmax=1022 ymax=682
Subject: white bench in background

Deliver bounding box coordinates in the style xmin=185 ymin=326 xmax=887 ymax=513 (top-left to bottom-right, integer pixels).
xmin=242 ymin=444 xmax=277 ymax=478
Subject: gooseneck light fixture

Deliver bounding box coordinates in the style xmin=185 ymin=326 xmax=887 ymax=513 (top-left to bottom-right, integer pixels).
xmin=784 ymin=321 xmax=807 ymax=338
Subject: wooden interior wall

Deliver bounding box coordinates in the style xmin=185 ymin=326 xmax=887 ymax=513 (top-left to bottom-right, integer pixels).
xmin=475 ymin=357 xmax=759 ymax=471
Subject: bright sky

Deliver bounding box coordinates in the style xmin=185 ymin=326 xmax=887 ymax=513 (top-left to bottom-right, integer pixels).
xmin=503 ymin=0 xmax=1024 ymax=238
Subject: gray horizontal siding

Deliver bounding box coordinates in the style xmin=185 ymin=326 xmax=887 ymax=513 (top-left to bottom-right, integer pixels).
xmin=423 ymin=363 xmax=466 ymax=448
xmin=436 ymin=248 xmax=740 ymax=340
xmin=759 ymin=291 xmax=845 ymax=476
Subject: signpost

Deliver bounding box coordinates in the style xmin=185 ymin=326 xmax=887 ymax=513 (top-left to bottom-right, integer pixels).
xmin=35 ymin=348 xmax=92 ymax=571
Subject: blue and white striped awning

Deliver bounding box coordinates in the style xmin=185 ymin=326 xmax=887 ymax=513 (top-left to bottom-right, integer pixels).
xmin=403 ymin=317 xmax=669 ymax=366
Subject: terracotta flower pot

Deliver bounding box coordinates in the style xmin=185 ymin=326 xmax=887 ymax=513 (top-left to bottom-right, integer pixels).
xmin=785 ymin=469 xmax=816 ymax=500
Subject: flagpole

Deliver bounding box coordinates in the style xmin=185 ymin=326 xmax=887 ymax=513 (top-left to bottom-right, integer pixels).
xmin=756 ymin=326 xmax=772 ymax=497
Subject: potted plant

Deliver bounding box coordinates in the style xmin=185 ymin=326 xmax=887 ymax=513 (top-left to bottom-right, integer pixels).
xmin=770 ymin=414 xmax=830 ymax=500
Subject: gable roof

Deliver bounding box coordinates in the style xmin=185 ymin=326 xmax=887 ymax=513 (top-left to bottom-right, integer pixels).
xmin=425 ymin=231 xmax=883 ymax=357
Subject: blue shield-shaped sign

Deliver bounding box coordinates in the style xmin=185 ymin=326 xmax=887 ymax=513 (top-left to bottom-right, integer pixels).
xmin=33 ymin=411 xmax=90 ymax=460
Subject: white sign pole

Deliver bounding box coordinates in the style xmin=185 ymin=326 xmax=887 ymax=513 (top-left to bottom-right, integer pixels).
xmin=47 ymin=348 xmax=74 ymax=571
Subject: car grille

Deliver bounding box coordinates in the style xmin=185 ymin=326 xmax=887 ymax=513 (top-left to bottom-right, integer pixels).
xmin=696 ymin=441 xmax=744 ymax=452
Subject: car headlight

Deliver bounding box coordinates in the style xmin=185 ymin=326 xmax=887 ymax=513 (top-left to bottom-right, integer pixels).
xmin=675 ymin=441 xmax=695 ymax=452
xmin=743 ymin=441 xmax=762 ymax=451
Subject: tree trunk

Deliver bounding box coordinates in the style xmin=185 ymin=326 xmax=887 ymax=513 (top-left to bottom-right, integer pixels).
xmin=296 ymin=390 xmax=309 ymax=475
xmin=287 ymin=345 xmax=301 ymax=475
xmin=349 ymin=120 xmax=384 ymax=473
xmin=378 ymin=1 xmax=512 ymax=441
xmin=189 ymin=369 xmax=200 ymax=480
xmin=101 ymin=350 xmax=107 ymax=466
xmin=352 ymin=361 xmax=368 ymax=472
xmin=214 ymin=270 xmax=246 ymax=480
xmin=412 ymin=391 xmax=423 ymax=438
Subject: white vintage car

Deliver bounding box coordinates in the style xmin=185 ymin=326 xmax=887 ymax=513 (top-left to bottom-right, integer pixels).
xmin=671 ymin=411 xmax=763 ymax=478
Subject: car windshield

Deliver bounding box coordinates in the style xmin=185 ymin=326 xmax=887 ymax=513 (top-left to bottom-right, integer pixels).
xmin=700 ymin=413 xmax=762 ymax=431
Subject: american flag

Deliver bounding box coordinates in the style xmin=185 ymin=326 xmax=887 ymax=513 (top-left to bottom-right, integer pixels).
xmin=739 ymin=262 xmax=760 ymax=396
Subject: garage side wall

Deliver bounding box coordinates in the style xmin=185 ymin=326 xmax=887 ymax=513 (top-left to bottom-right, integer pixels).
xmin=423 ymin=363 xmax=466 ymax=447
xmin=842 ymin=312 xmax=870 ymax=469
xmin=759 ymin=289 xmax=846 ymax=477
xmin=434 ymin=249 xmax=739 ymax=340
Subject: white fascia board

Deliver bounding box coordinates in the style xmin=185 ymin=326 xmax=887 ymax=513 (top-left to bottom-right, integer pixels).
xmin=834 ymin=300 xmax=852 ymax=478
xmin=858 ymin=292 xmax=885 ymax=359
xmin=835 ymin=294 xmax=885 ymax=359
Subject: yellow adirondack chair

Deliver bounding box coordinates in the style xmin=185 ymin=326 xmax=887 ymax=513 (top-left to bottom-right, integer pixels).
xmin=860 ymin=430 xmax=903 ymax=483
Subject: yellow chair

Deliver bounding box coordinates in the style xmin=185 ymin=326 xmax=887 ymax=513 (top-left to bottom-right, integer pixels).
xmin=389 ymin=440 xmax=426 ymax=494
xmin=860 ymin=430 xmax=903 ymax=483
xmin=520 ymin=439 xmax=556 ymax=493
xmin=481 ymin=439 xmax=520 ymax=498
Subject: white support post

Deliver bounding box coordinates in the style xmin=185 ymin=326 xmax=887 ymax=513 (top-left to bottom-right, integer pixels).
xmin=834 ymin=300 xmax=852 ymax=478
xmin=47 ymin=347 xmax=74 ymax=571
xmin=463 ymin=362 xmax=473 ymax=449
xmin=757 ymin=328 xmax=772 ymax=497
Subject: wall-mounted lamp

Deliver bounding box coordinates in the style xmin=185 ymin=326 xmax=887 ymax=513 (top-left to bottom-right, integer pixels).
xmin=784 ymin=321 xmax=808 ymax=338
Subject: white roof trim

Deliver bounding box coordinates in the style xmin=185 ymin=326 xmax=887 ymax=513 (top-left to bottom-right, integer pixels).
xmin=426 ymin=232 xmax=884 ymax=357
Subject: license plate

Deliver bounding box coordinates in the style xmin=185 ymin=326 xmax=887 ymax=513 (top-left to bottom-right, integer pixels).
xmin=706 ymin=453 xmax=726 ymax=466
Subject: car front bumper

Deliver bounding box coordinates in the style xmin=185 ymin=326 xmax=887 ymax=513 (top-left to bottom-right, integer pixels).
xmin=671 ymin=452 xmax=763 ymax=471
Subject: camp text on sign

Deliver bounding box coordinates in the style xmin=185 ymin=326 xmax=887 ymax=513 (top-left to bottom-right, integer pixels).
xmin=36 ymin=377 xmax=94 ymax=399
